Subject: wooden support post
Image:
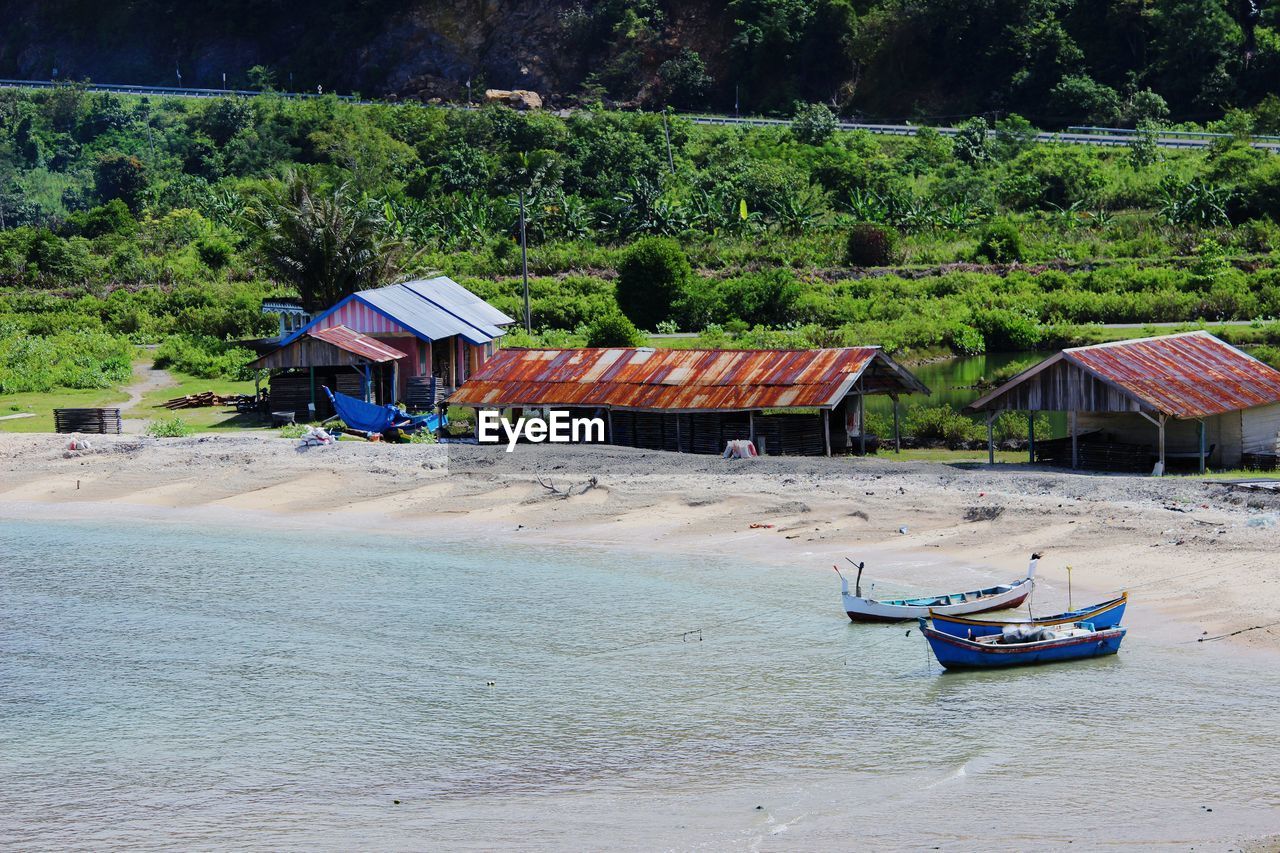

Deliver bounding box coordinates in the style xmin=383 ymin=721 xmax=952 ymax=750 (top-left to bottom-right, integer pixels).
xmin=606 ymin=409 xmax=614 ymax=444
xmin=749 ymin=410 xmax=756 ymax=447
xmin=1158 ymin=414 xmax=1167 ymax=476
xmin=675 ymin=415 xmax=683 ymax=453
xmin=892 ymin=395 xmax=901 ymax=454
xmin=1199 ymin=419 xmax=1207 ymax=475
xmin=987 ymin=410 xmax=996 ymax=465
xmin=308 ymin=366 xmax=316 ymax=410
xmin=823 ymin=409 xmax=832 ymax=457
xmin=1070 ymin=410 xmax=1079 ymax=470
xmin=1028 ymin=411 xmax=1036 ymax=463
xmin=858 ymin=394 xmax=866 ymax=456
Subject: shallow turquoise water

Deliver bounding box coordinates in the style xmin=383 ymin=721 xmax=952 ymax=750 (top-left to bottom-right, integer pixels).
xmin=1 ymin=516 xmax=1277 ymax=850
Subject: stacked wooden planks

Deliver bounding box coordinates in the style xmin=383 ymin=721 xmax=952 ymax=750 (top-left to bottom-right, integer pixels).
xmin=163 ymin=391 xmax=253 ymax=409
xmin=54 ymin=408 xmax=122 ymax=434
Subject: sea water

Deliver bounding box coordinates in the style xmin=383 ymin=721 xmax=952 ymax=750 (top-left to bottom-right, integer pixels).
xmin=1 ymin=516 xmax=1277 ymax=850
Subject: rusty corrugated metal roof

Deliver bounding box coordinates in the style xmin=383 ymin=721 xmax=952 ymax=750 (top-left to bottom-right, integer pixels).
xmin=450 ymin=347 xmax=927 ymax=412
xmin=308 ymin=325 xmax=408 ymax=363
xmin=1062 ymin=331 xmax=1280 ymax=418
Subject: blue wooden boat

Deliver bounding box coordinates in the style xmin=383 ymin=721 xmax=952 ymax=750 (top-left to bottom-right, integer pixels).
xmin=919 ymin=619 xmax=1126 ymax=669
xmin=927 ymin=592 xmax=1127 ymax=639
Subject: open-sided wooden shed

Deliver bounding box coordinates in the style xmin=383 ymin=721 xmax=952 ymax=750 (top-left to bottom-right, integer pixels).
xmin=966 ymin=332 xmax=1280 ymax=473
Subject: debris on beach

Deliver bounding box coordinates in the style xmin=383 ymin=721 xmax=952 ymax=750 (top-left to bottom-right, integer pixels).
xmin=964 ymin=505 xmax=1005 ymax=522
xmin=298 ymin=426 xmax=336 ymax=447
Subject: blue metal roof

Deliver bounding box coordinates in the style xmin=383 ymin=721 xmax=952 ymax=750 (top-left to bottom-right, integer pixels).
xmin=403 ymin=276 xmax=515 ymax=331
xmin=282 ymin=277 xmax=513 ymax=346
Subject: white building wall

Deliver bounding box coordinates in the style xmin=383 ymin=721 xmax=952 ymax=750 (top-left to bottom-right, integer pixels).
xmin=1242 ymin=402 xmax=1280 ymax=457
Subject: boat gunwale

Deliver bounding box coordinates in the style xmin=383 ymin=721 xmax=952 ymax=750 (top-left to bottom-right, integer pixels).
xmin=856 ymin=577 xmax=1030 ymax=609
xmin=927 ymin=592 xmax=1128 ymax=627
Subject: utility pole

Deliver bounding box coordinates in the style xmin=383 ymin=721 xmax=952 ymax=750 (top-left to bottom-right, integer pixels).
xmin=662 ymin=109 xmax=676 ymax=174
xmin=519 ymin=188 xmax=530 ymax=332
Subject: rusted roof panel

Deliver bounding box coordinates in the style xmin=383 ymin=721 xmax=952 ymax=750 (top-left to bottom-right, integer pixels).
xmin=969 ymin=331 xmax=1280 ymax=418
xmin=450 ymin=347 xmax=927 ymax=411
xmin=308 ymin=325 xmax=407 ymax=363
xmin=1063 ymin=331 xmax=1280 ymax=418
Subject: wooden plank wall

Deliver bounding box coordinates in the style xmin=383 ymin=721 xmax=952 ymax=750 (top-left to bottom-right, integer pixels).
xmin=986 ymin=361 xmax=1145 ymax=413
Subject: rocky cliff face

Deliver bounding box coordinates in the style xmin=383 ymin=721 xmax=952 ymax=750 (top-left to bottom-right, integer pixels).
xmin=0 ymin=0 xmax=697 ymax=106
xmin=1 ymin=1 xmax=1265 ymax=120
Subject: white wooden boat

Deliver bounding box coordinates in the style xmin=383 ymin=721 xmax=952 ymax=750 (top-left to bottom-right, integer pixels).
xmin=837 ymin=554 xmax=1039 ymax=623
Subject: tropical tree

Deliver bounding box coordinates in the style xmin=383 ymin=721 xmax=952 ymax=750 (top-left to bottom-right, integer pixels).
xmin=255 ymin=171 xmax=412 ymax=310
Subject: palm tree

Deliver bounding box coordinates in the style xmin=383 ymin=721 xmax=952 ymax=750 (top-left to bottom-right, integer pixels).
xmin=255 ymin=171 xmax=412 ymax=311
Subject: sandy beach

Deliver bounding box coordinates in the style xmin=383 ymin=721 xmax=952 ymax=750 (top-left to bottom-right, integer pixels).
xmin=3 ymin=432 xmax=1277 ymax=648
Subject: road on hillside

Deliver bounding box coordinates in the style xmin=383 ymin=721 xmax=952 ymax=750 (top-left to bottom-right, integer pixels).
xmin=2 ymin=77 xmax=1277 ymax=153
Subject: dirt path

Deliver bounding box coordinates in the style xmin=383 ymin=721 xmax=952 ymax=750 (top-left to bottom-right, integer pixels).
xmin=119 ymin=361 xmax=177 ymax=433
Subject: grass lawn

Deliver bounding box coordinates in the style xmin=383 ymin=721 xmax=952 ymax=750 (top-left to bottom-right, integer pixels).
xmin=0 ymin=387 xmax=131 ymax=433
xmin=135 ymin=373 xmax=266 ymax=432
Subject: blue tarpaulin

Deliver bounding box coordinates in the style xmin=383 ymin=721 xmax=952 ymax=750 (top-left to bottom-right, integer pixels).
xmin=322 ymin=387 xmax=444 ymax=434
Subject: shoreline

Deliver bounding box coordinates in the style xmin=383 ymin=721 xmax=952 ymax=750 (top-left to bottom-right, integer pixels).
xmin=3 ymin=432 xmax=1278 ymax=648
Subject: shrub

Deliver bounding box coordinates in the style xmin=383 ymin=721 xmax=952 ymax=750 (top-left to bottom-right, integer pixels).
xmin=973 ymin=308 xmax=1042 ymax=350
xmin=1005 ymin=147 xmax=1104 ymax=209
xmin=0 ymin=327 xmax=134 ymax=393
xmin=94 ymin=152 xmax=149 ymax=211
xmin=719 ymin=269 xmax=803 ymax=326
xmin=905 ymin=405 xmax=982 ymax=447
xmin=1252 ymin=345 xmax=1280 ymax=369
xmin=952 ymin=117 xmax=990 ymax=165
xmin=146 ymin=416 xmax=195 ymax=438
xmin=947 ymin=324 xmax=985 ymax=355
xmin=153 ymin=334 xmax=257 ymax=379
xmin=585 ymin=311 xmax=645 ymax=347
xmin=67 ymin=199 xmax=136 ymax=238
xmin=973 ymin=221 xmax=1025 ymax=263
xmin=1052 ymin=75 xmax=1122 ymax=125
xmin=1241 ymin=159 xmax=1280 ymax=221
xmin=846 ymin=222 xmax=900 ymax=266
xmin=655 ymin=49 xmax=712 ymax=108
xmin=790 ymin=102 xmax=838 ymax=146
xmin=615 ymin=236 xmax=691 ymax=330
xmin=992 ymin=411 xmax=1051 ymax=443
xmin=194 ymin=236 xmax=234 ymax=269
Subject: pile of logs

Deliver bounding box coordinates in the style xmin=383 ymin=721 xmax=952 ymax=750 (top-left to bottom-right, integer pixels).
xmin=163 ymin=391 xmax=253 ymax=410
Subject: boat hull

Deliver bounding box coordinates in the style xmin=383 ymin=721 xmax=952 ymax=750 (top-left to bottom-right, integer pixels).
xmin=843 ymin=580 xmax=1032 ymax=623
xmin=922 ymin=625 xmax=1126 ymax=669
xmin=928 ymin=594 xmax=1127 ymax=638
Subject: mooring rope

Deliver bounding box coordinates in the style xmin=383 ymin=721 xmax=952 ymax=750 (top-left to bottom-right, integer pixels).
xmin=1193 ymin=620 xmax=1280 ymax=643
